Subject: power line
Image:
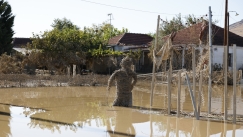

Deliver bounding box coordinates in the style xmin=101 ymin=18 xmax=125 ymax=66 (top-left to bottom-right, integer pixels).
xmin=80 ymin=0 xmax=223 ymax=17
xmin=79 ymin=0 xmax=177 ymax=16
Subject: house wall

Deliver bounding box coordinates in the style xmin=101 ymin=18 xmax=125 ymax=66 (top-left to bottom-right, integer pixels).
xmin=113 ymin=45 xmax=144 ymax=51
xmin=212 ymin=45 xmax=243 ymax=70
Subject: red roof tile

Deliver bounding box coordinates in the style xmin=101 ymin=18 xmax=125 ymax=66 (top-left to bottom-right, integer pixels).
xmin=108 ymin=33 xmax=153 ymax=46
xmin=163 ymin=21 xmax=243 ymax=46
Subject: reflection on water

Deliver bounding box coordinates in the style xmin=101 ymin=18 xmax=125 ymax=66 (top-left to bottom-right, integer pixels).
xmin=134 ymin=82 xmax=243 ymax=115
xmin=0 ymin=85 xmax=242 ymax=136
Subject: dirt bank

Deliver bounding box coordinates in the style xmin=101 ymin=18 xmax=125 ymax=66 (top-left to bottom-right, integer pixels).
xmin=0 ymin=74 xmax=110 ymax=88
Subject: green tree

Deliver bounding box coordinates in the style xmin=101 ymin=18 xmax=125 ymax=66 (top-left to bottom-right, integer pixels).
xmin=0 ymin=0 xmax=15 ymax=55
xmin=51 ymin=18 xmax=79 ymax=30
xmin=27 ymin=19 xmax=129 ymax=74
xmin=159 ymin=14 xmax=185 ymax=37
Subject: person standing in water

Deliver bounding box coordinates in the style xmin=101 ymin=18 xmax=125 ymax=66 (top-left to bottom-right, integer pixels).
xmin=107 ymin=56 xmax=137 ymax=107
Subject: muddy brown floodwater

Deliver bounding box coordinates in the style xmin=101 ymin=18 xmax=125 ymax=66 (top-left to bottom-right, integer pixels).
xmin=0 ymin=82 xmax=243 ymax=137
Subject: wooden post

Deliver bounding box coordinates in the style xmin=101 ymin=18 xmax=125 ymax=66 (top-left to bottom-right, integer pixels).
xmin=192 ymin=47 xmax=197 ymax=117
xmin=208 ymin=6 xmax=213 ymax=114
xmin=177 ymin=70 xmax=181 ymax=117
xmin=150 ymin=15 xmax=160 ymax=106
xmin=198 ymin=71 xmax=203 ymax=118
xmin=168 ymin=50 xmax=173 ymax=115
xmin=239 ymin=70 xmax=242 ymax=84
xmin=73 ymin=64 xmax=76 ymax=77
xmin=224 ymin=46 xmax=228 ymax=120
xmin=67 ymin=66 xmax=71 ymax=76
xmin=185 ymin=73 xmax=199 ymax=120
xmin=192 ymin=47 xmax=196 ymax=97
xmin=233 ymin=44 xmax=237 ymax=124
xmin=182 ymin=46 xmax=185 ymax=69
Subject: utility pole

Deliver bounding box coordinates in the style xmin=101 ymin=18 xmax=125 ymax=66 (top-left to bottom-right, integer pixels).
xmin=223 ymin=0 xmax=228 ymax=120
xmin=208 ymin=6 xmax=213 ymax=114
xmin=108 ymin=13 xmax=112 ymax=40
xmin=224 ymin=0 xmax=228 ymax=48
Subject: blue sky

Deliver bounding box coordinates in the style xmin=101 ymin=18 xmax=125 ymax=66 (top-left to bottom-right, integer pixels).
xmin=7 ymin=0 xmax=243 ymax=37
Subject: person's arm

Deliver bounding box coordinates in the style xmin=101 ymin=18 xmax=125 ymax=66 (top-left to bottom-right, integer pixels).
xmin=130 ymin=72 xmax=137 ymax=90
xmin=107 ymin=70 xmax=117 ymax=91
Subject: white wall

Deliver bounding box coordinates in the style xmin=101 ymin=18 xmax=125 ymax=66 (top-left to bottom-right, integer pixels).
xmin=113 ymin=45 xmax=145 ymax=51
xmin=212 ymin=45 xmax=243 ymax=70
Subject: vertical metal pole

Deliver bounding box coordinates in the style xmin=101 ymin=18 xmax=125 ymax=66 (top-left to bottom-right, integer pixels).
xmin=208 ymin=6 xmax=213 ymax=114
xmin=168 ymin=50 xmax=173 ymax=114
xmin=150 ymin=15 xmax=160 ymax=106
xmin=233 ymin=44 xmax=237 ymax=124
xmin=224 ymin=46 xmax=228 ymax=120
xmin=177 ymin=70 xmax=181 ymax=117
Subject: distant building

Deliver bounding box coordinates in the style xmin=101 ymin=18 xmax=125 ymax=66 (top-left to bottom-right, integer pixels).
xmin=108 ymin=33 xmax=153 ymax=72
xmin=12 ymin=37 xmax=32 ymax=55
xmin=160 ymin=20 xmax=243 ymax=71
xmin=229 ymin=19 xmax=243 ymax=37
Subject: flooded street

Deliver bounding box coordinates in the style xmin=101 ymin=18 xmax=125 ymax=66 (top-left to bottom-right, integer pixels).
xmin=0 ymin=83 xmax=243 ymax=136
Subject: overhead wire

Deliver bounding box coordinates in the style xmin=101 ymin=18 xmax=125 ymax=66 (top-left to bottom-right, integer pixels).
xmin=79 ymin=0 xmax=223 ymax=17
xmin=79 ymin=0 xmax=176 ymax=15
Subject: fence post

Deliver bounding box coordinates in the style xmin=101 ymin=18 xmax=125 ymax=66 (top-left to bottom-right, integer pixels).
xmin=239 ymin=70 xmax=242 ymax=84
xmin=73 ymin=64 xmax=76 ymax=78
xmin=185 ymin=73 xmax=199 ymax=120
xmin=192 ymin=47 xmax=196 ymax=97
xmin=177 ymin=70 xmax=181 ymax=117
xmin=67 ymin=66 xmax=71 ymax=77
xmin=198 ymin=71 xmax=203 ymax=118
xmin=150 ymin=15 xmax=160 ymax=106
xmin=233 ymin=44 xmax=237 ymax=124
xmin=208 ymin=6 xmax=213 ymax=114
xmin=168 ymin=50 xmax=173 ymax=114
xmin=224 ymin=46 xmax=228 ymax=120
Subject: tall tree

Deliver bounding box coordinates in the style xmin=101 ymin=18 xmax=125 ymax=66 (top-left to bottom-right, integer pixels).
xmin=51 ymin=18 xmax=79 ymax=30
xmin=0 ymin=0 xmax=15 ymax=55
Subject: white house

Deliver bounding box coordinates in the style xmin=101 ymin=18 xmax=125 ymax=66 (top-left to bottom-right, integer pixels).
xmin=160 ymin=20 xmax=243 ymax=71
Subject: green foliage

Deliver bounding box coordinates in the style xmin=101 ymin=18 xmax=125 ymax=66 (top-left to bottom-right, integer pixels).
xmin=26 ymin=19 xmax=129 ymax=73
xmin=87 ymin=45 xmax=124 ymax=57
xmin=159 ymin=14 xmax=218 ymax=38
xmin=0 ymin=0 xmax=15 ymax=55
xmin=160 ymin=14 xmax=185 ymax=37
xmin=51 ymin=18 xmax=79 ymax=30
xmin=126 ymin=49 xmax=142 ymax=60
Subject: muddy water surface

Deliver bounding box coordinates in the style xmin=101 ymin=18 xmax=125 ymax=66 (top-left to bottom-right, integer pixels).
xmin=0 ymin=84 xmax=242 ymax=137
